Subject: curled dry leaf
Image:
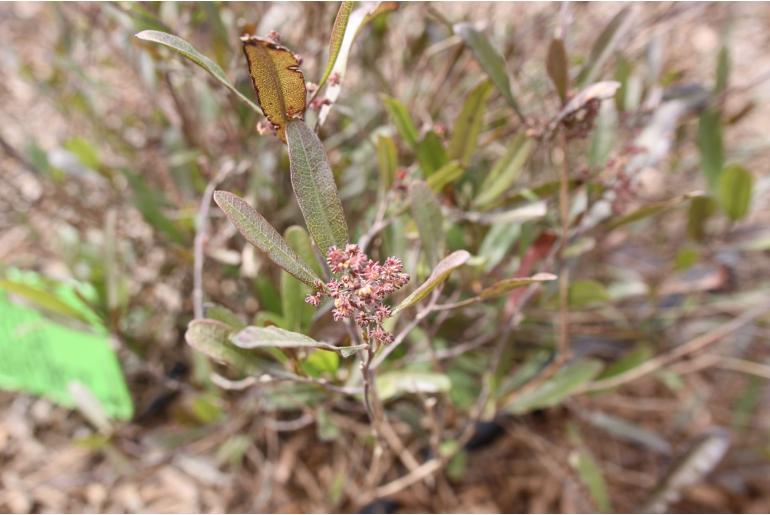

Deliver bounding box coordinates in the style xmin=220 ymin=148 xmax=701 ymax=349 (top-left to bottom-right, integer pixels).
xmin=548 ymin=81 xmax=620 ymax=135
xmin=242 ymin=35 xmax=307 ymax=141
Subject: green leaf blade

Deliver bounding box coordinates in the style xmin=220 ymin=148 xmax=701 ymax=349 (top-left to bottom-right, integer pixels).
xmin=281 ymin=226 xmax=317 ymax=332
xmin=504 ymin=359 xmax=604 ymax=414
xmin=697 ymin=108 xmax=724 ymax=190
xmin=185 ymin=319 xmax=263 ymax=374
xmin=575 ymin=7 xmax=632 ymax=87
xmin=479 ymin=273 xmax=557 ymax=300
xmin=426 ymin=160 xmax=464 ymax=192
xmin=135 ymin=30 xmax=261 ymax=114
xmin=213 ymin=190 xmax=321 ymax=287
xmin=317 ymin=1 xmax=355 ymax=91
xmin=454 ymin=23 xmax=523 ymax=118
xmin=474 ymin=133 xmax=534 ymax=209
xmin=383 ymin=96 xmax=420 ymax=149
xmin=417 ymin=130 xmax=449 ymax=176
xmin=410 ymin=180 xmax=445 ymax=267
xmin=393 ymin=250 xmax=470 ymax=314
xmin=448 ymin=80 xmax=493 ymax=165
xmin=718 ymin=164 xmax=753 ymax=221
xmin=286 ymin=120 xmax=349 ymax=255
xmin=376 ymin=371 xmax=451 ymax=402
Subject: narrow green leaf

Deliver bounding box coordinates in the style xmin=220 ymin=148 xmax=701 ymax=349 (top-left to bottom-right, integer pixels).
xmin=426 ymin=160 xmax=464 ymax=192
xmin=410 ymin=180 xmax=444 ymax=267
xmin=417 ymin=130 xmax=448 ymax=176
xmin=504 ymin=359 xmax=604 ymax=414
xmin=569 ymin=449 xmax=613 ymax=512
xmin=64 ymin=137 xmax=101 ymax=171
xmin=569 ymin=279 xmax=609 ymax=308
xmin=448 ymin=80 xmax=493 ymax=165
xmin=475 ymin=133 xmax=534 ymax=208
xmin=185 ymin=319 xmax=262 ymax=374
xmin=317 ymin=1 xmax=355 ymax=91
xmin=383 ymin=96 xmax=420 ymax=149
xmin=575 ymin=7 xmax=632 ymax=87
xmin=718 ymin=164 xmax=753 ymax=221
xmin=0 ymin=280 xmax=91 ymax=323
xmin=281 ymin=226 xmax=317 ymax=332
xmin=286 ymin=120 xmax=349 ymax=255
xmin=687 ymin=195 xmax=717 ymax=241
xmin=715 ymin=45 xmax=730 ymax=94
xmin=376 ymin=371 xmax=451 ymax=402
xmin=478 ymin=223 xmax=521 ymax=272
xmin=480 ymin=273 xmax=557 ymax=300
xmin=603 ymin=193 xmax=696 ymax=231
xmin=135 ymin=30 xmax=261 ymax=114
xmin=301 ymin=349 xmax=340 ymax=377
xmin=376 ymin=135 xmax=398 ymax=193
xmin=597 ymin=344 xmax=652 ymax=381
xmin=285 ymin=225 xmax=324 ymax=280
xmin=580 ymin=410 xmax=671 ymax=454
xmin=546 ymin=38 xmax=569 ymax=103
xmin=393 ymin=250 xmax=470 ymax=314
xmin=588 ymin=101 xmax=618 ymax=168
xmin=614 ymin=55 xmax=632 ymax=112
xmin=643 ymin=429 xmax=730 ymax=513
xmin=697 ymin=108 xmax=724 ymax=190
xmin=213 ymin=191 xmax=320 ymax=286
xmin=317 ymin=2 xmax=398 ymax=126
xmin=281 ymin=271 xmax=310 ymax=331
xmin=454 ymin=23 xmax=523 ymax=118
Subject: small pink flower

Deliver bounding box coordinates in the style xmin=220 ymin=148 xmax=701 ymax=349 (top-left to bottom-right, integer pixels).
xmin=305 ymin=244 xmax=409 ymax=344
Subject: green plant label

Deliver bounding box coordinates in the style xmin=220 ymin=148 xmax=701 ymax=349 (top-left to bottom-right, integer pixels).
xmin=0 ymin=293 xmax=133 ymax=420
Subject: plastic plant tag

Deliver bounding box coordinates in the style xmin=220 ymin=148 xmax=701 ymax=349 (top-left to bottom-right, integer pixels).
xmin=0 ymin=288 xmax=133 ymax=420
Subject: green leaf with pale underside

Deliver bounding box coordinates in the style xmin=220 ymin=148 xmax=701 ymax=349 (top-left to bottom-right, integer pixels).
xmin=317 ymin=1 xmax=354 ymax=91
xmin=135 ymin=30 xmax=261 ymax=114
xmin=230 ymin=326 xmax=361 ymax=354
xmin=213 ymin=191 xmax=320 ymax=286
xmin=287 ymin=120 xmax=349 ymax=255
xmin=185 ymin=319 xmax=263 ymax=374
xmin=377 ymin=371 xmax=451 ymax=401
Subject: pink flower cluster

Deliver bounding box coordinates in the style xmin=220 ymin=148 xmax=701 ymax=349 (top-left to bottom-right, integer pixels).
xmin=305 ymin=244 xmax=409 ymax=344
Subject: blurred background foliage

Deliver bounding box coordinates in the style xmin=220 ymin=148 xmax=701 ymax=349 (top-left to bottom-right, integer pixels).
xmin=1 ymin=2 xmax=770 ymax=513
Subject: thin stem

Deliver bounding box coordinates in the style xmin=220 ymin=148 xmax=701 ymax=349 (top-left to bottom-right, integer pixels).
xmin=578 ymin=302 xmax=770 ymax=393
xmin=371 ymin=288 xmax=441 ymax=370
xmin=557 ymin=130 xmax=571 ymax=358
xmin=193 ymin=162 xmax=233 ymax=320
